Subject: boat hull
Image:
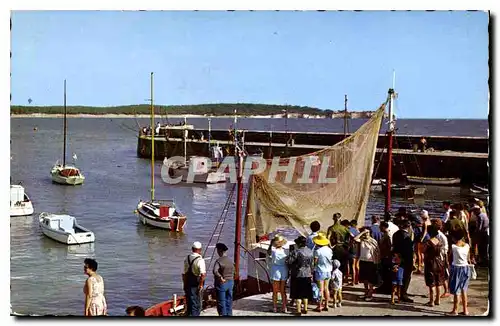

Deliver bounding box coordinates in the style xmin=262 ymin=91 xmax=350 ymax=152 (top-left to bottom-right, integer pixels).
xmin=380 ymin=183 xmax=426 ymax=198
xmin=167 ymin=166 xmax=226 ymax=184
xmin=136 ymin=201 xmax=187 ymax=231
xmin=38 ymin=213 xmax=95 ymax=245
xmin=10 ymin=203 xmax=34 ymax=217
xmin=406 ymin=176 xmax=460 ymax=185
xmin=50 ymin=165 xmax=85 ymax=185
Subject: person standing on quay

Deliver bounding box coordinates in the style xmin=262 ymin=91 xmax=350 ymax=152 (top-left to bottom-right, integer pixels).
xmin=306 ymin=221 xmax=321 ymax=250
xmin=312 ymin=233 xmax=333 ymax=312
xmin=287 ymin=236 xmax=313 ymax=315
xmin=448 ymin=229 xmax=472 ymax=316
xmin=83 ymin=258 xmax=107 ymax=316
xmin=183 ymin=242 xmax=206 ymax=316
xmin=392 ymin=220 xmax=414 ymax=303
xmin=213 ymin=243 xmax=234 ymax=316
xmin=267 ymin=234 xmax=289 ymax=313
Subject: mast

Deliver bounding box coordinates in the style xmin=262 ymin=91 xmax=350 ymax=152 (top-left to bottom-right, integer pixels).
xmin=284 ymin=108 xmax=288 ymax=156
xmin=63 ymin=79 xmax=67 ymax=167
xmin=150 ymin=72 xmax=155 ymax=202
xmin=343 ymin=94 xmax=348 ymax=139
xmin=384 ymin=72 xmax=396 ymax=214
xmin=233 ymin=134 xmax=243 ymax=285
xmin=184 ymin=116 xmax=187 ymax=164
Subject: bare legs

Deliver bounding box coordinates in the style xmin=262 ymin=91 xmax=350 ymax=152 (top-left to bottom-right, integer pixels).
xmin=272 ymin=280 xmax=288 ymax=313
xmin=315 ymin=279 xmax=330 ymax=312
xmin=272 ymin=281 xmax=279 ymax=312
xmin=279 ymin=280 xmax=287 ymax=313
xmin=352 ymin=258 xmax=359 ymax=284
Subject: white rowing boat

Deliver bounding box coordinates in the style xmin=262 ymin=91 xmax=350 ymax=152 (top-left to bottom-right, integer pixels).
xmin=39 ymin=213 xmax=95 ymax=245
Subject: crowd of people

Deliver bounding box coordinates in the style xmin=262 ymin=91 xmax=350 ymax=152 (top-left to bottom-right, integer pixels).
xmin=263 ymin=199 xmax=489 ymax=316
xmin=81 ymin=198 xmax=488 ymax=317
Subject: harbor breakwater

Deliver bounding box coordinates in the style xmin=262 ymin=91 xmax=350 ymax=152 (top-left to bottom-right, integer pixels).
xmin=137 ymin=129 xmax=489 ymax=185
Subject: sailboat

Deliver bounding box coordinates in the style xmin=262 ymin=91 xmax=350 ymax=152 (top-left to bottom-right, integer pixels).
xmin=50 ymin=80 xmax=85 ymax=185
xmin=135 ymin=72 xmax=187 ymax=232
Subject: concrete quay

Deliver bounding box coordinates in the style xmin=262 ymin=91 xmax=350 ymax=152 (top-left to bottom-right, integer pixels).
xmin=201 ymin=267 xmax=489 ymax=317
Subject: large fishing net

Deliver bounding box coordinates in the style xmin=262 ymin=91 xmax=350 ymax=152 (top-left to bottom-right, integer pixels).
xmin=244 ymin=102 xmax=386 ymax=249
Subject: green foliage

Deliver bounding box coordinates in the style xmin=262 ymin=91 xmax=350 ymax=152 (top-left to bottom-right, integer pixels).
xmin=10 ymin=103 xmax=331 ymax=116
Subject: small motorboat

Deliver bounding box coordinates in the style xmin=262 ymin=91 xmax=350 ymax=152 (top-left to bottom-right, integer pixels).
xmin=39 ymin=213 xmax=95 ymax=245
xmin=164 ymin=156 xmax=226 ymax=184
xmin=51 ymin=163 xmax=85 ymax=185
xmin=10 ymin=185 xmax=34 ymax=217
xmin=406 ymin=175 xmax=461 ymax=186
xmin=136 ymin=200 xmax=187 ymax=231
xmin=380 ymin=181 xmax=426 ymax=198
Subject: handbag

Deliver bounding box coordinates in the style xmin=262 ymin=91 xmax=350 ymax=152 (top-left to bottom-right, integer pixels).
xmin=469 ymin=264 xmax=477 ymax=280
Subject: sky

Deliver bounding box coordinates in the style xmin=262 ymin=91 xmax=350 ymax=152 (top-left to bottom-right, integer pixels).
xmin=10 ymin=10 xmax=489 ymax=119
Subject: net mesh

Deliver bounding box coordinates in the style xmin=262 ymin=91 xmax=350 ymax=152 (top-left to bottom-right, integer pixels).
xmin=244 ymin=102 xmax=386 ymax=249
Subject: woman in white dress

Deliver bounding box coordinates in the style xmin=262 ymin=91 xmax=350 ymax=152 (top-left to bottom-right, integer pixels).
xmin=83 ymin=258 xmax=107 ymax=316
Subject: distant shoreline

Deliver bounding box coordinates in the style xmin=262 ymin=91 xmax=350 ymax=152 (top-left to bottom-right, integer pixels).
xmin=10 ymin=113 xmax=338 ymax=119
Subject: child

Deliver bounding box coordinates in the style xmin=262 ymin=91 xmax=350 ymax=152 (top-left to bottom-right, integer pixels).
xmin=448 ymin=229 xmax=471 ymax=316
xmin=330 ymin=259 xmax=343 ymax=308
xmin=391 ymin=253 xmax=404 ymax=304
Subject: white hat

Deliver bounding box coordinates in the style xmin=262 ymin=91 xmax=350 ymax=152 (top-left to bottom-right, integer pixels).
xmin=420 ymin=210 xmax=429 ymax=218
xmin=192 ymin=241 xmax=202 ymax=249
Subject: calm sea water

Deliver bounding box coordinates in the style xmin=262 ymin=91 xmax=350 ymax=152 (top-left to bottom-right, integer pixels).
xmin=10 ymin=117 xmax=485 ymax=316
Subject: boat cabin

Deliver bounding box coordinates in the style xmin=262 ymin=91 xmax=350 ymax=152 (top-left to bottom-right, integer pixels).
xmin=41 ymin=214 xmax=78 ymax=234
xmin=143 ymin=201 xmax=177 ymax=219
xmin=59 ymin=167 xmax=81 ymax=177
xmin=188 ymin=156 xmax=212 ymax=174
xmin=10 ymin=185 xmax=28 ymax=204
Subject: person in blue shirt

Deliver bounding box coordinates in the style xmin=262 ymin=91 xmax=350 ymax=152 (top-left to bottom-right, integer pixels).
xmin=370 ymin=215 xmax=382 ymax=243
xmin=306 ymin=221 xmax=321 ymax=250
xmin=348 ymin=220 xmax=360 ymax=285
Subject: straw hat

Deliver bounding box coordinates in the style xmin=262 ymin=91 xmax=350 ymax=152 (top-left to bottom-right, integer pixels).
xmin=272 ymin=234 xmax=287 ymax=247
xmin=313 ymin=232 xmax=330 ymax=246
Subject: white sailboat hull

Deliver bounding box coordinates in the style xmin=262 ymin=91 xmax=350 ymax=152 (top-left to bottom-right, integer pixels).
xmin=50 ymin=165 xmax=85 ymax=185
xmin=136 ymin=201 xmax=187 ymax=231
xmin=39 ymin=213 xmax=95 ymax=245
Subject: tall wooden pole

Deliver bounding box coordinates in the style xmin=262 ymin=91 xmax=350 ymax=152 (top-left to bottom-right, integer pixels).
xmin=63 ymin=80 xmax=67 ymax=167
xmin=343 ymin=94 xmax=348 ymax=139
xmin=384 ymin=87 xmax=395 ymax=214
xmin=150 ymin=72 xmax=155 ymax=201
xmin=233 ymin=139 xmax=243 ymax=286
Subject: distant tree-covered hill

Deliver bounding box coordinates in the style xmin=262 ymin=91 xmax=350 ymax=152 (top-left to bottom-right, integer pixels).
xmin=11 ymin=103 xmax=325 ymax=116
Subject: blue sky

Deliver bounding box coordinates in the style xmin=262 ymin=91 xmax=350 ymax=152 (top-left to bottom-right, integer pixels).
xmin=10 ymin=11 xmax=489 ymax=118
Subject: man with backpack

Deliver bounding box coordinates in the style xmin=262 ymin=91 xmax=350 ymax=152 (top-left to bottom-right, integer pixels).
xmin=183 ymin=241 xmax=207 ymax=316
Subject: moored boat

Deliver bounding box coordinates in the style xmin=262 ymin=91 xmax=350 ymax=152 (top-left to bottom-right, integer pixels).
xmin=380 ymin=180 xmax=425 ymax=197
xmin=406 ymin=175 xmax=460 ymax=185
xmin=10 ymin=185 xmax=34 ymax=217
xmin=135 ymin=72 xmax=187 ymax=232
xmin=164 ymin=156 xmax=226 ymax=184
xmin=39 ymin=212 xmax=95 ymax=245
xmin=51 ymin=80 xmax=85 ymax=186
xmin=51 ymin=164 xmax=85 ymax=185
xmin=136 ymin=200 xmax=187 ymax=231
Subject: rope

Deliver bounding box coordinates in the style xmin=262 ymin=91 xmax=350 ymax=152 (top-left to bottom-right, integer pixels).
xmin=202 ymin=183 xmax=237 ymax=271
